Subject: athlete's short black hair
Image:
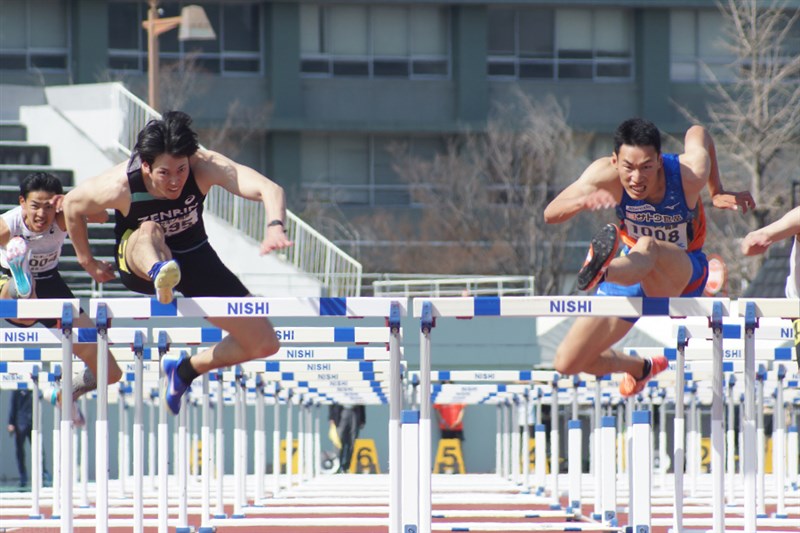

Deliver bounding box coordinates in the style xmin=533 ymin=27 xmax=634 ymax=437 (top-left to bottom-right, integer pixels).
xmin=134 ymin=110 xmax=200 ymax=165
xmin=20 ymin=172 xmax=63 ymax=199
xmin=613 ymin=118 xmax=661 ymax=155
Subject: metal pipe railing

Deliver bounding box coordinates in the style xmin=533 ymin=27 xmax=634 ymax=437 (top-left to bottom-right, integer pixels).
xmin=110 ymin=83 xmax=362 ymax=296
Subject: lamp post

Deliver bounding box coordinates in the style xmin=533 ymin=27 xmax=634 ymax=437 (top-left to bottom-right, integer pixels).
xmin=143 ymin=1 xmax=216 ymax=110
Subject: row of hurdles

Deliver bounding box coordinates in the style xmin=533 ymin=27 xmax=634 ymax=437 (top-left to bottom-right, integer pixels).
xmin=0 ymin=295 xmax=798 ymax=532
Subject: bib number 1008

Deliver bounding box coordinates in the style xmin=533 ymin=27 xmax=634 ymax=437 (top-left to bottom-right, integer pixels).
xmin=627 ymin=223 xmax=684 ymax=245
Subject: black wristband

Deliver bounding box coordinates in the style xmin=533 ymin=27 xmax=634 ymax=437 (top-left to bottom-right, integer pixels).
xmin=267 ymin=219 xmax=284 ymax=228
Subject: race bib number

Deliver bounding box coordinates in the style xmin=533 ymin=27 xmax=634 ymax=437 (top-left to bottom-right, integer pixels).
xmin=29 ymin=251 xmax=60 ymax=273
xmin=160 ymin=210 xmax=199 ymax=237
xmin=625 ymin=222 xmax=688 ymax=249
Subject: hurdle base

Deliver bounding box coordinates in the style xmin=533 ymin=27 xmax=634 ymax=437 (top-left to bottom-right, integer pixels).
xmin=213 ymin=513 xmax=227 ymax=519
xmin=231 ymin=513 xmax=247 ymax=518
xmin=27 ymin=513 xmax=43 ymax=519
xmin=773 ymin=513 xmax=789 ymax=519
xmin=176 ymin=527 xmax=195 ymax=533
xmin=197 ymin=527 xmax=216 ymax=533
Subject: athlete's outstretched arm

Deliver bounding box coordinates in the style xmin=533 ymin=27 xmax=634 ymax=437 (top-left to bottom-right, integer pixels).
xmin=741 ymin=206 xmax=800 ymax=256
xmin=192 ymin=149 xmax=293 ymax=255
xmin=63 ymin=162 xmax=129 ymax=283
xmin=682 ymin=126 xmax=756 ymax=213
xmin=0 ymin=217 xmax=10 ymax=247
xmin=543 ymin=157 xmax=622 ymax=224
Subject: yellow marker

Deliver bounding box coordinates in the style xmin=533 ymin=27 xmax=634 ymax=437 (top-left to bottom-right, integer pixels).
xmin=348 ymin=438 xmax=381 ymax=474
xmin=434 ymin=438 xmax=465 ymax=474
xmin=279 ymin=439 xmax=299 ymax=474
xmin=527 ymin=438 xmax=550 ymax=474
xmin=700 ymin=437 xmax=711 ymax=473
xmin=765 ymin=437 xmax=773 ymax=474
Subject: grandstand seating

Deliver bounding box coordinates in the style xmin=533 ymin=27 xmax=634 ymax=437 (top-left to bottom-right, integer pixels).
xmin=0 ymin=121 xmax=130 ymax=296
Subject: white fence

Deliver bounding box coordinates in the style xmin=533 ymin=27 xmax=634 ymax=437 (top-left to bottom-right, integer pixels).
xmin=372 ymin=275 xmax=535 ymax=297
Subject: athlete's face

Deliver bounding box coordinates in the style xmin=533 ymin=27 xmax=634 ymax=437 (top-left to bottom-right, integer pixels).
xmin=20 ymin=190 xmax=58 ymax=233
xmin=144 ymin=153 xmax=190 ymax=200
xmin=612 ymin=144 xmax=662 ymax=201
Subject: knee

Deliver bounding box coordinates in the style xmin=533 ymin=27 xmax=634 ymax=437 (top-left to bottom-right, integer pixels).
xmin=260 ymin=335 xmax=280 ymax=357
xmin=244 ymin=328 xmax=280 ymax=358
xmin=631 ymin=235 xmax=657 ymax=255
xmin=553 ymin=349 xmax=581 ymax=375
xmin=136 ymin=221 xmax=166 ymax=241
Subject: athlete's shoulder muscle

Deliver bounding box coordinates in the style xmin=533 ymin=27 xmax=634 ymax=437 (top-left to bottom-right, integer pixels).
xmin=69 ymin=162 xmax=132 ymax=215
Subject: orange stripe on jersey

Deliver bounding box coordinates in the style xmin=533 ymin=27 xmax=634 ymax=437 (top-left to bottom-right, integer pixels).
xmin=687 ymin=201 xmax=706 ymax=251
xmin=619 ymin=201 xmax=707 ymax=251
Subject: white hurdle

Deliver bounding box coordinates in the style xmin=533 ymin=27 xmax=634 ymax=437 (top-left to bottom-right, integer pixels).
xmin=3 ymin=294 xmax=795 ymax=532
xmin=411 ymin=295 xmax=729 ymax=532
xmin=86 ymin=296 xmax=406 ymax=532
xmin=738 ymin=298 xmax=800 ymax=533
xmin=0 ymin=360 xmax=45 ymax=517
xmin=0 ymin=298 xmax=79 ymax=533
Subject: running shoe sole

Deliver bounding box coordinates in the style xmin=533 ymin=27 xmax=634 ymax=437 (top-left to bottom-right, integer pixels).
xmin=577 ymin=224 xmax=620 ymax=292
xmin=6 ymin=237 xmax=32 ymax=298
xmin=154 ymin=260 xmax=181 ymax=305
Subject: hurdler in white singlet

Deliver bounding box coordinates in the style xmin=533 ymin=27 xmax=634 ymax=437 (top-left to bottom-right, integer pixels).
xmin=0 ymin=206 xmax=66 ymax=275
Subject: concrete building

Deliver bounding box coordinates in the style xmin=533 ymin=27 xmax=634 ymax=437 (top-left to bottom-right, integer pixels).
xmin=4 ymin=0 xmax=785 ymax=215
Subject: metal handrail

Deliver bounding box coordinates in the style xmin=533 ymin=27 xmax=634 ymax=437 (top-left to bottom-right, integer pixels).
xmin=109 ymin=83 xmax=362 ymax=296
xmin=372 ymin=275 xmax=535 ymax=297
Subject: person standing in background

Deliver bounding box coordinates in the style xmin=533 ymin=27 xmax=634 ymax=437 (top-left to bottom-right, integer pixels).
xmin=7 ymin=389 xmax=49 ymax=488
xmin=328 ymin=404 xmax=366 ymax=473
xmin=434 ymin=402 xmax=466 ymax=441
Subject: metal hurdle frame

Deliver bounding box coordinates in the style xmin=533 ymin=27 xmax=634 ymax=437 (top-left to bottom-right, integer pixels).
xmin=628 ymin=304 xmax=799 ymax=532
xmin=87 ymin=296 xmax=406 ymax=533
xmin=738 ymin=298 xmax=800 ymax=533
xmin=411 ymin=295 xmax=729 ymax=533
xmin=0 ymin=359 xmax=45 ymax=517
xmin=1 ymin=299 xmax=76 ymax=531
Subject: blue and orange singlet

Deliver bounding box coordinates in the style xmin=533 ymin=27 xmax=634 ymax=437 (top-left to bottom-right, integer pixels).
xmin=616 ymin=153 xmax=706 ymax=252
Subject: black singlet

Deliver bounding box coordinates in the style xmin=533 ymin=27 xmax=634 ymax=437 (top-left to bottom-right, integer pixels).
xmin=114 ymin=152 xmax=208 ymax=253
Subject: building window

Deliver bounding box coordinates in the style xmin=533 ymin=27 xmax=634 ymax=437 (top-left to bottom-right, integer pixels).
xmin=0 ymin=0 xmax=70 ymax=72
xmin=301 ymin=134 xmax=443 ymax=206
xmin=670 ymin=10 xmax=735 ymax=83
xmin=671 ymin=9 xmax=800 ymax=83
xmin=487 ymin=7 xmax=633 ymax=81
xmin=300 ymin=4 xmax=450 ymax=79
xmin=108 ymin=1 xmax=261 ymax=76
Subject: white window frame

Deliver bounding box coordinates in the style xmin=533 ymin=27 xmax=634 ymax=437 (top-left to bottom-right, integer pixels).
xmin=107 ymin=0 xmax=262 ymax=77
xmin=0 ymin=0 xmax=71 ymax=73
xmin=487 ymin=7 xmax=634 ymax=82
xmin=670 ymin=9 xmax=736 ymax=84
xmin=300 ymin=4 xmax=451 ymax=80
xmin=301 ymin=134 xmax=443 ymax=206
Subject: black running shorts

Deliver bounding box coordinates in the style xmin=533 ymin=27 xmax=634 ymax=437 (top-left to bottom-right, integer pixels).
xmin=116 ymin=240 xmax=249 ymax=298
